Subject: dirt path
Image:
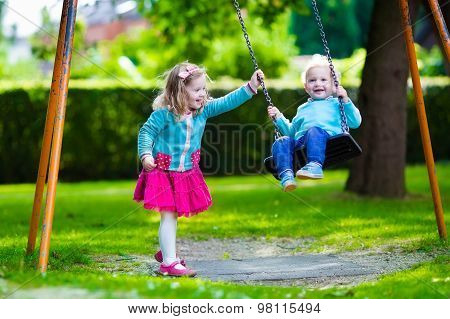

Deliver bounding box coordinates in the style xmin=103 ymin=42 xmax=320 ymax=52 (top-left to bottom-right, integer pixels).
xmin=95 ymin=237 xmax=441 ymax=288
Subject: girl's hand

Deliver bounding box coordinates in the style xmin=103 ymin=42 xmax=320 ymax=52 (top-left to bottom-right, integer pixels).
xmin=249 ymin=69 xmax=265 ymax=91
xmin=142 ymin=155 xmax=157 ymax=171
xmin=335 ymin=85 xmax=349 ymax=103
xmin=267 ymin=105 xmax=281 ymax=119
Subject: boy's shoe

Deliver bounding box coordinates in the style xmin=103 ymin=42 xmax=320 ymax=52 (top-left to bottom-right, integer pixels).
xmin=280 ymin=171 xmax=297 ymax=192
xmin=156 ymin=261 xmax=197 ymax=277
xmin=296 ymin=162 xmax=324 ymax=180
xmin=154 ymin=250 xmax=186 ymax=266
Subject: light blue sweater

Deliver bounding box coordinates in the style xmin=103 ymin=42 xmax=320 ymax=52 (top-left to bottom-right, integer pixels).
xmin=138 ymin=85 xmax=254 ymax=172
xmin=274 ymin=97 xmax=362 ymax=139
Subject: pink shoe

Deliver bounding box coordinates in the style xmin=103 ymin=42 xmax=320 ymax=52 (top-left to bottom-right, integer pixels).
xmin=156 ymin=261 xmax=197 ymax=277
xmin=154 ymin=250 xmax=186 ymax=266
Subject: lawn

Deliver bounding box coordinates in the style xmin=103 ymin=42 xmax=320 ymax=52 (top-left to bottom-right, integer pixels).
xmin=0 ymin=164 xmax=448 ymax=298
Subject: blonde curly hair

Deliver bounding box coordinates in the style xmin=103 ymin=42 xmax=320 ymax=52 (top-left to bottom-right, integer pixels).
xmin=153 ymin=62 xmax=210 ymax=117
xmin=301 ymin=54 xmax=341 ymax=85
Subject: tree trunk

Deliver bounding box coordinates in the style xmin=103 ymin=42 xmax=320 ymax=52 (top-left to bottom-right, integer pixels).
xmin=345 ymin=0 xmax=413 ymax=197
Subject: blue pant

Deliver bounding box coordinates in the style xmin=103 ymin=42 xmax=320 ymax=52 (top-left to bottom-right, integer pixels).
xmin=272 ymin=127 xmax=330 ymax=177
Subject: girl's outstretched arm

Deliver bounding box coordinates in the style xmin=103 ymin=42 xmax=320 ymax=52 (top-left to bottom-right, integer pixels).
xmin=204 ymin=70 xmax=264 ymax=118
xmin=203 ymin=85 xmax=254 ymax=118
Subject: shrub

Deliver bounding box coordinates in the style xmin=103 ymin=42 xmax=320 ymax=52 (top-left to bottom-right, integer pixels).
xmin=0 ymin=80 xmax=448 ymax=183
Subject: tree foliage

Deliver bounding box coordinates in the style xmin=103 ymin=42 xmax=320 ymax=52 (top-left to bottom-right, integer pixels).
xmin=29 ymin=7 xmax=57 ymax=61
xmin=203 ymin=12 xmax=297 ymax=79
xmin=29 ymin=7 xmax=87 ymax=62
xmin=290 ymin=0 xmax=375 ymax=58
xmin=71 ymin=0 xmax=300 ymax=80
xmin=135 ymin=0 xmax=305 ymax=63
xmin=0 ymin=0 xmax=5 ymax=42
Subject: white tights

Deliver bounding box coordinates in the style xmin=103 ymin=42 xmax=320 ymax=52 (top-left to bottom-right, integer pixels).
xmin=159 ymin=212 xmax=185 ymax=270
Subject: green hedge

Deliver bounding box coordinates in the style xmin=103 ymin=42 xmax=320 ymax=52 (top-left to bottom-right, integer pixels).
xmin=1 ymin=81 xmax=448 ymax=183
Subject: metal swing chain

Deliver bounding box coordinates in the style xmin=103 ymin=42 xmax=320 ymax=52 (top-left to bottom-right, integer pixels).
xmin=311 ymin=0 xmax=349 ymax=133
xmin=232 ymin=0 xmax=273 ymax=107
xmin=232 ymin=0 xmax=282 ymax=138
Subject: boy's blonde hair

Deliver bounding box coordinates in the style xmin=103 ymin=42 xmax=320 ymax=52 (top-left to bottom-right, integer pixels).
xmin=301 ymin=54 xmax=341 ymax=85
xmin=153 ymin=62 xmax=210 ymax=117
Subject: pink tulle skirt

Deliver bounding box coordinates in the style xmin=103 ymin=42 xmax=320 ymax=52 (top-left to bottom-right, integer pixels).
xmin=133 ymin=167 xmax=212 ymax=217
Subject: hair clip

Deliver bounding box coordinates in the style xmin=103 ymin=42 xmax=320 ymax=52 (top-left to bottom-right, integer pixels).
xmin=178 ymin=65 xmax=199 ymax=81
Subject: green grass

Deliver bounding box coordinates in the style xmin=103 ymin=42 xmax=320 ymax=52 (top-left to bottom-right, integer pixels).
xmin=0 ymin=164 xmax=449 ymax=298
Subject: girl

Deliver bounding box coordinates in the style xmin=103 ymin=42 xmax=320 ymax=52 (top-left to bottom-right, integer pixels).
xmin=134 ymin=62 xmax=264 ymax=277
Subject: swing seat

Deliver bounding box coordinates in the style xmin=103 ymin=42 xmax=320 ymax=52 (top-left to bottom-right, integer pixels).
xmin=264 ymin=133 xmax=362 ymax=180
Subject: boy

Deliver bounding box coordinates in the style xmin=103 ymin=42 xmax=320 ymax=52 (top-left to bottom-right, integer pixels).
xmin=268 ymin=54 xmax=362 ymax=191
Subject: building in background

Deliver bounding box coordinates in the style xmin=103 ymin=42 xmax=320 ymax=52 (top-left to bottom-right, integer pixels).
xmin=79 ymin=0 xmax=149 ymax=44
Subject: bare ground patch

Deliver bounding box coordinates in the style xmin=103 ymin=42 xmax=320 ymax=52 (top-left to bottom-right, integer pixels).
xmin=93 ymin=237 xmax=442 ymax=288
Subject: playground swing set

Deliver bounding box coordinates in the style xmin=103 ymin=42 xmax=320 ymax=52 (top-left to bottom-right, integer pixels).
xmin=26 ymin=0 xmax=448 ymax=273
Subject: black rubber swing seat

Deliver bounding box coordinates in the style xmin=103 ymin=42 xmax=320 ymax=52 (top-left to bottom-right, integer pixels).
xmin=264 ymin=133 xmax=362 ymax=180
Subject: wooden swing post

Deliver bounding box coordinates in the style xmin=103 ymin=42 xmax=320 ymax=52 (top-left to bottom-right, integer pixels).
xmin=398 ymin=0 xmax=447 ymax=239
xmin=27 ymin=0 xmax=70 ymax=255
xmin=427 ymin=0 xmax=450 ymax=62
xmin=26 ymin=0 xmax=78 ymax=272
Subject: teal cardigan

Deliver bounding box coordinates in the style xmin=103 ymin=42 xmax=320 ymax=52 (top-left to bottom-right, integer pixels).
xmin=138 ymin=85 xmax=254 ymax=172
xmin=274 ymin=97 xmax=362 ymax=139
